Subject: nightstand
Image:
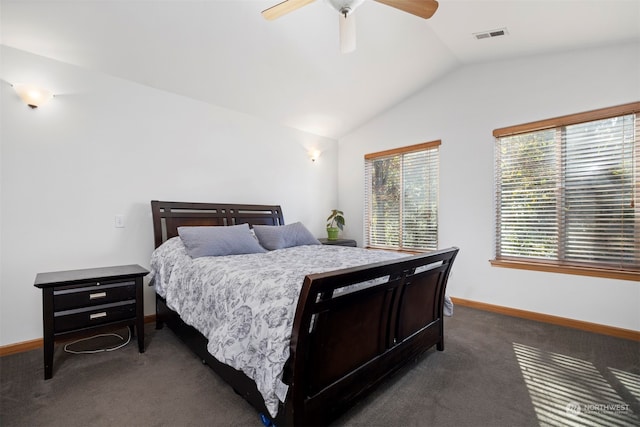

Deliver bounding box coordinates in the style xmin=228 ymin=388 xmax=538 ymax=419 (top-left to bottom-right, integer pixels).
xmin=318 ymin=238 xmax=357 ymax=247
xmin=34 ymin=264 xmax=148 ymax=379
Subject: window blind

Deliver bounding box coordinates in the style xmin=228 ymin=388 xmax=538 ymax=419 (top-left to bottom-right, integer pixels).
xmin=365 ymin=141 xmax=440 ymax=251
xmin=494 ymin=104 xmax=639 ymax=274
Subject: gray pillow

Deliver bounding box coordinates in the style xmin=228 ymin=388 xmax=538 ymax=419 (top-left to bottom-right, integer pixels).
xmin=253 ymin=222 xmax=321 ymax=250
xmin=178 ymin=223 xmax=267 ymax=258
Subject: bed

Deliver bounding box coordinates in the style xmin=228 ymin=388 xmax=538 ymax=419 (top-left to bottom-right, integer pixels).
xmin=149 ymin=200 xmax=459 ymax=426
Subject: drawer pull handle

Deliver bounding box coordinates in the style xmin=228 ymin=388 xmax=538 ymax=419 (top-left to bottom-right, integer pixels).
xmin=89 ymin=312 xmax=107 ymax=320
xmin=89 ymin=292 xmax=107 ymax=300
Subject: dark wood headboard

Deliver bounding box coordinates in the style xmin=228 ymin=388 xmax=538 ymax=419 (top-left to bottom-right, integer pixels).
xmin=151 ymin=200 xmax=284 ymax=248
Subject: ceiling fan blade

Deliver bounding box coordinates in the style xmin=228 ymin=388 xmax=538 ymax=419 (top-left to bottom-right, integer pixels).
xmin=262 ymin=0 xmax=317 ymax=21
xmin=339 ymin=13 xmax=356 ymax=53
xmin=373 ymin=0 xmax=438 ymax=19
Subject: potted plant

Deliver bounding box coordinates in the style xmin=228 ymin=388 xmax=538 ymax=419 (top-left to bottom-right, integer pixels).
xmin=326 ymin=209 xmax=345 ymax=241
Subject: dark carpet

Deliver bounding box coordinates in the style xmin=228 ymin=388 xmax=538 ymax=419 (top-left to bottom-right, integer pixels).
xmin=2 ymin=306 xmax=639 ymax=427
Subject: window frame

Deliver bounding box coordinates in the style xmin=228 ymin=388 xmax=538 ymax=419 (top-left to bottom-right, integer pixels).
xmin=364 ymin=140 xmax=441 ymax=252
xmin=491 ymin=102 xmax=640 ymax=281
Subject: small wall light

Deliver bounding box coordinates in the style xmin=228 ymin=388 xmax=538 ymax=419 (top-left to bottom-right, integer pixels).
xmin=309 ymin=150 xmax=321 ymax=162
xmin=12 ymin=84 xmax=53 ymax=109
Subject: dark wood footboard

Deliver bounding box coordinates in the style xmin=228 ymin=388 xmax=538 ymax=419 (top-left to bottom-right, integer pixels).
xmin=282 ymin=247 xmax=458 ymax=426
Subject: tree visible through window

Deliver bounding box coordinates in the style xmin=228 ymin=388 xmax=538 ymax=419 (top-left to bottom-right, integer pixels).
xmin=493 ymin=103 xmax=639 ymax=279
xmin=365 ymin=141 xmax=440 ymax=251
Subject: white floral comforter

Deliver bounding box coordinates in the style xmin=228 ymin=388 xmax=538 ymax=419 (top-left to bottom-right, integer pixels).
xmin=150 ymin=238 xmax=421 ymax=417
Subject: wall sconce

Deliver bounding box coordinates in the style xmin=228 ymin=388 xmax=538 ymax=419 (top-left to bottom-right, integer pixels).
xmin=12 ymin=84 xmax=53 ymax=109
xmin=309 ymin=150 xmax=321 ymax=162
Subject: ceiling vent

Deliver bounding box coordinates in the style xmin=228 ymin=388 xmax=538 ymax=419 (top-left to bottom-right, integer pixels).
xmin=474 ymin=28 xmax=509 ymax=40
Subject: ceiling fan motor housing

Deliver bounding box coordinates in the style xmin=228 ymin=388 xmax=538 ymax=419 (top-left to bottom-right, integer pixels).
xmin=325 ymin=0 xmax=365 ymax=16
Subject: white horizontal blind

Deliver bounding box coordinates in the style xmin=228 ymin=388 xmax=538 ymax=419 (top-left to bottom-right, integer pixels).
xmin=495 ymin=112 xmax=639 ymax=270
xmin=495 ymin=129 xmax=559 ymax=259
xmin=365 ymin=156 xmax=401 ymax=248
xmin=562 ymin=115 xmax=637 ymax=266
xmin=365 ymin=143 xmax=439 ymax=251
xmin=402 ymin=150 xmax=439 ymax=250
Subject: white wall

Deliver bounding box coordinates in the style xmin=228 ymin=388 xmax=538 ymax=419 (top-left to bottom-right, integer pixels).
xmin=338 ymin=42 xmax=640 ymax=331
xmin=0 ymin=46 xmax=338 ymax=346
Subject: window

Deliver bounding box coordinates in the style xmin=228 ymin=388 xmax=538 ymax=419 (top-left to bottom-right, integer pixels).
xmin=364 ymin=141 xmax=440 ymax=252
xmin=492 ymin=102 xmax=640 ymax=280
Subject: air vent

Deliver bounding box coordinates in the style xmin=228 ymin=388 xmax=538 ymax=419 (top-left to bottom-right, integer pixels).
xmin=474 ymin=28 xmax=509 ymax=40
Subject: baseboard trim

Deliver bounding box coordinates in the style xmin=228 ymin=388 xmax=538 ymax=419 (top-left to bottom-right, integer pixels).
xmin=0 ymin=314 xmax=157 ymax=357
xmin=0 ymin=338 xmax=43 ymax=356
xmin=451 ymin=297 xmax=640 ymax=342
xmin=4 ymin=304 xmax=638 ymax=355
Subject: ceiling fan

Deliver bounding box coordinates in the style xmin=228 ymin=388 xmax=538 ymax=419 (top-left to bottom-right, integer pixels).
xmin=261 ymin=0 xmax=439 ymax=53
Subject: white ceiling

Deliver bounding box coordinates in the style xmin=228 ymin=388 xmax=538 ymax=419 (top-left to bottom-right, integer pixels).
xmin=2 ymin=0 xmax=639 ymax=139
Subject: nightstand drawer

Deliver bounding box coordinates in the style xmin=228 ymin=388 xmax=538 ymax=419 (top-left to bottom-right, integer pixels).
xmin=54 ymin=301 xmax=136 ymax=333
xmin=53 ymin=281 xmax=136 ymax=311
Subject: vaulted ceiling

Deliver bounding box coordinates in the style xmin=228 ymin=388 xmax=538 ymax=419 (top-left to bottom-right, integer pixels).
xmin=2 ymin=0 xmax=639 ymax=138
